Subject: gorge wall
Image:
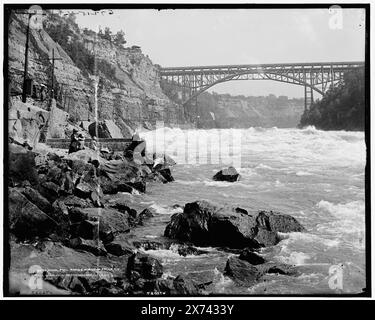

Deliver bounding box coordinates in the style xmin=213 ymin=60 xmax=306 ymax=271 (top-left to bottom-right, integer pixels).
xmin=194 ymin=92 xmax=305 ymax=129
xmin=8 ymin=12 xmax=187 ymax=140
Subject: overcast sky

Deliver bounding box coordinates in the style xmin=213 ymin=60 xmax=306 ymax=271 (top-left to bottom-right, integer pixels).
xmin=75 ymin=8 xmax=365 ymax=98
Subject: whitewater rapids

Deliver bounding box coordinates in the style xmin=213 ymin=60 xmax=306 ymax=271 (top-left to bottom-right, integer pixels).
xmin=123 ymin=126 xmax=367 ymax=294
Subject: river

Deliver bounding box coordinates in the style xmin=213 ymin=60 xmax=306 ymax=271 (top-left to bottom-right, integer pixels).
xmin=112 ymin=126 xmax=366 ymax=295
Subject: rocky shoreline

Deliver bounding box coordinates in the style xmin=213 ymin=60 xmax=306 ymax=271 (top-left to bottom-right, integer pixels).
xmin=8 ymin=142 xmax=307 ymax=296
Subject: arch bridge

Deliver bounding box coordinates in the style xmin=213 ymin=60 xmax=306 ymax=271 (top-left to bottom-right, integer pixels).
xmin=159 ymin=61 xmax=364 ymax=110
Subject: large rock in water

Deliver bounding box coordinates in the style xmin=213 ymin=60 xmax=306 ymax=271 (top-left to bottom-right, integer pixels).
xmin=127 ymin=253 xmax=163 ymax=280
xmin=224 ymin=256 xmax=298 ymax=285
xmin=213 ymin=166 xmax=240 ymax=182
xmin=164 ymin=200 xmax=305 ymax=249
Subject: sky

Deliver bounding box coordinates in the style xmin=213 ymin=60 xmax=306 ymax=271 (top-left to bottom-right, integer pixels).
xmin=75 ymin=8 xmax=366 ymax=98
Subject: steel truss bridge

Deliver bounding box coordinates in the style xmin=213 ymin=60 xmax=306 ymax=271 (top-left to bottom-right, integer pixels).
xmin=159 ymin=61 xmax=364 ymax=110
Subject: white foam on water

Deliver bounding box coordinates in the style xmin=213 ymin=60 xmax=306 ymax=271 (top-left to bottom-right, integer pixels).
xmin=278 ymin=232 xmax=341 ymax=249
xmin=317 ymin=200 xmax=364 ymax=220
xmin=144 ymin=235 xmax=158 ymax=239
xmin=149 ymin=203 xmax=183 ymax=215
xmin=255 ymin=163 xmax=274 ymax=170
xmin=296 ymin=171 xmax=314 ymax=176
xmin=212 ymin=268 xmax=234 ymax=293
xmin=276 ymin=251 xmax=311 ymax=266
xmin=275 ymin=179 xmax=284 ymax=187
xmin=140 ymin=249 xmax=182 ymax=261
xmin=139 ymin=127 xmax=365 ymax=170
xmin=316 ymin=200 xmax=365 ymax=249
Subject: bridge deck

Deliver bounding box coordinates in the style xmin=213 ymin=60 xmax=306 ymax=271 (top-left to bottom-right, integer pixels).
xmin=160 ymin=61 xmax=364 ymax=75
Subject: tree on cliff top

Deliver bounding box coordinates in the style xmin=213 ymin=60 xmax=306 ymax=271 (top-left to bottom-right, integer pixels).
xmin=114 ymin=30 xmax=127 ymax=47
xmin=299 ymin=69 xmax=365 ymax=131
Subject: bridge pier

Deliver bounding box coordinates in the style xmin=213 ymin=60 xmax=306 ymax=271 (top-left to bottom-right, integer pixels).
xmin=304 ymin=85 xmax=314 ymax=111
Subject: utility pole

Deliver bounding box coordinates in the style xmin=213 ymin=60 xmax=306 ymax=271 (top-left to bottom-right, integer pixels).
xmin=21 ymin=12 xmax=32 ymax=103
xmin=49 ymin=48 xmax=62 ymax=109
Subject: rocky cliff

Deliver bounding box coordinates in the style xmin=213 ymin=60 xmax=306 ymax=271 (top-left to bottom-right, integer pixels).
xmin=8 ymin=12 xmax=187 ymax=140
xmin=195 ymin=92 xmax=305 ymax=129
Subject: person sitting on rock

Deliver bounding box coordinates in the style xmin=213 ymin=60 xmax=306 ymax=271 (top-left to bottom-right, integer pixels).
xmin=90 ymin=136 xmax=98 ymax=151
xmin=68 ymin=129 xmax=79 ymax=154
xmin=124 ymin=133 xmax=146 ymax=161
xmin=77 ymin=133 xmax=85 ymax=151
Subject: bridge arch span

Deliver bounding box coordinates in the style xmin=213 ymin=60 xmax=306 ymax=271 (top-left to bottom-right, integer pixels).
xmin=182 ymin=70 xmax=325 ymax=106
xmin=160 ymin=61 xmax=364 ymax=110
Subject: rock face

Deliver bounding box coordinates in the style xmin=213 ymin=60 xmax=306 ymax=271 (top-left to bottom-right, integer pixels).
xmin=9 ymin=188 xmax=57 ymax=240
xmin=213 ymin=166 xmax=240 ymax=182
xmin=164 ymin=200 xmax=305 ymax=249
xmin=191 ymin=91 xmax=305 ymax=129
xmin=8 ymin=13 xmax=187 ymax=138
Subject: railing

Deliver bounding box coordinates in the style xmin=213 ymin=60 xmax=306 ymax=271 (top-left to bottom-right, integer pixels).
xmin=46 ymin=138 xmax=132 ymax=151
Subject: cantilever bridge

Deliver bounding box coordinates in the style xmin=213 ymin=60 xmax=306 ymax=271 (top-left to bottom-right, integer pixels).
xmin=159 ymin=61 xmax=364 ymax=110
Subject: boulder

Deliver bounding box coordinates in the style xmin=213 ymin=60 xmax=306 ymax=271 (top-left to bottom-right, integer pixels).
xmin=135 ymin=208 xmax=153 ymax=226
xmin=213 ymin=166 xmax=240 ymax=182
xmin=151 ymin=275 xmax=200 ymax=295
xmin=126 ymin=181 xmax=146 ymax=193
xmin=80 ymin=208 xmax=131 ymax=238
xmin=52 ymin=199 xmax=69 ymax=216
xmin=265 ymin=210 xmax=306 ymax=233
xmin=74 ymin=169 xmax=104 ymax=207
xmin=74 ymin=182 xmax=92 ymax=198
xmin=45 ymin=275 xmax=87 ymax=294
xmin=61 ymin=195 xmax=90 ymax=208
xmin=22 ymin=187 xmax=53 ymax=214
xmin=69 ymin=237 xmax=107 ymax=256
xmin=68 ymin=208 xmax=89 ymax=223
xmin=224 ymin=256 xmax=260 ymax=285
xmin=98 ymin=160 xmax=146 ymax=194
xmin=254 ymin=228 xmax=280 ymax=246
xmin=76 ymin=220 xmax=99 ymax=240
xmin=65 ymin=149 xmax=106 ymax=166
xmin=110 ymin=203 xmax=137 ymax=219
xmin=238 ymin=248 xmax=266 ymax=265
xmin=105 ymin=241 xmax=133 ymax=256
xmin=157 ymin=168 xmax=174 ymax=183
xmin=88 ymin=121 xmax=112 ymax=139
xmin=9 ymin=145 xmax=39 ymax=186
xmin=224 ymin=256 xmax=299 ymax=285
xmin=127 ymin=253 xmax=163 ymax=280
xmin=177 ymin=245 xmax=208 ymax=257
xmin=164 ymin=200 xmax=304 ymax=249
xmin=38 ymin=181 xmax=60 ymax=203
xmin=9 ymin=188 xmax=57 ymax=240
xmin=256 ymin=262 xmax=299 ymax=276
